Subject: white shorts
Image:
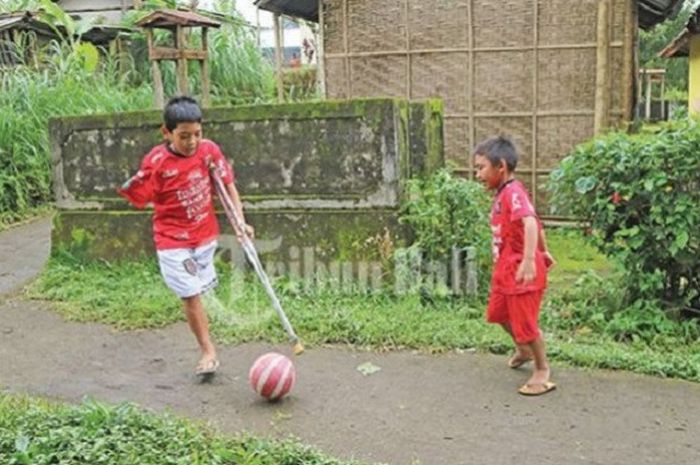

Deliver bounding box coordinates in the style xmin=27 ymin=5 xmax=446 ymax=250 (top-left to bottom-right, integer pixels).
xmin=157 ymin=240 xmax=218 ymax=299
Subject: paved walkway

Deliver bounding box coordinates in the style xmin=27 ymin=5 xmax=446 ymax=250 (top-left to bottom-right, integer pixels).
xmin=1 ymin=217 xmax=698 ymax=465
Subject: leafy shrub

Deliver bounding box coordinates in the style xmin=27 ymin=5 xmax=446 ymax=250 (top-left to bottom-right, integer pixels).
xmin=400 ymin=169 xmax=492 ymax=295
xmin=548 ymin=119 xmax=700 ymax=310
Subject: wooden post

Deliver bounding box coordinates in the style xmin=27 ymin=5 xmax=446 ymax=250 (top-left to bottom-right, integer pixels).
xmin=201 ymin=27 xmax=210 ymax=107
xmin=594 ymin=0 xmax=611 ymax=135
xmin=645 ymin=72 xmax=652 ymax=120
xmin=274 ymin=13 xmax=284 ymax=102
xmin=317 ymin=0 xmax=326 ymax=97
xmin=146 ymin=29 xmax=164 ymax=108
xmin=660 ymin=73 xmax=666 ymax=120
xmin=622 ymin=0 xmax=635 ymax=124
xmin=176 ymin=25 xmax=189 ymax=95
xmin=256 ymin=5 xmax=261 ymax=49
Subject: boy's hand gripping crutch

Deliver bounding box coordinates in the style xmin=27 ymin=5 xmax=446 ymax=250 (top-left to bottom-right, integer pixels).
xmin=209 ymin=164 xmax=304 ymax=355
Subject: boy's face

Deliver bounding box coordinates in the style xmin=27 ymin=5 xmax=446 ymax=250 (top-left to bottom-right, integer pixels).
xmin=163 ymin=121 xmax=202 ymax=156
xmin=474 ymin=154 xmax=506 ymax=190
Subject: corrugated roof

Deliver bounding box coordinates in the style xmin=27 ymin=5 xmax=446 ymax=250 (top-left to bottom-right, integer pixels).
xmin=0 ymin=11 xmax=131 ymax=45
xmin=638 ymin=0 xmax=684 ymax=30
xmin=254 ymin=0 xmax=317 ymax=22
xmin=658 ymin=6 xmax=700 ymax=58
xmin=254 ymin=0 xmax=681 ymax=28
xmin=0 ymin=12 xmax=35 ymax=32
xmin=135 ymin=9 xmax=222 ymax=28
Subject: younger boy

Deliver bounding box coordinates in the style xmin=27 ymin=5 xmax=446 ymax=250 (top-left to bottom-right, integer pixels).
xmin=473 ymin=136 xmax=556 ymax=396
xmin=119 ymin=96 xmax=253 ymax=377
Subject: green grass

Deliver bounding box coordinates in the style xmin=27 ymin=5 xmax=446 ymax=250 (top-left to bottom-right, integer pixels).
xmin=0 ymin=394 xmax=372 ymax=465
xmin=546 ymin=227 xmax=612 ymax=287
xmin=26 ymin=230 xmax=700 ymax=382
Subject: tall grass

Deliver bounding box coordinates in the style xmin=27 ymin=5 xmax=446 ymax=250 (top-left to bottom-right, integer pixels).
xmin=0 ymin=37 xmax=153 ymax=226
xmin=0 ymin=0 xmax=277 ymax=226
xmin=123 ymin=0 xmax=275 ymax=105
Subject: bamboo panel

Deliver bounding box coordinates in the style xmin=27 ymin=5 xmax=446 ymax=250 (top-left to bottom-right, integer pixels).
xmin=611 ymin=0 xmax=627 ymax=43
xmin=473 ymin=0 xmax=533 ymax=48
xmin=535 ymin=172 xmax=555 ymax=215
xmin=444 ymin=117 xmax=470 ymax=167
xmin=475 ymin=117 xmax=534 ymax=170
xmin=610 ymin=47 xmax=625 ymax=113
xmin=324 ymin=0 xmax=345 ymax=54
xmin=348 ymin=0 xmax=405 ymax=53
xmin=408 ymin=0 xmax=469 ymax=50
xmin=538 ymin=0 xmax=597 ymax=45
xmin=325 ymin=57 xmax=349 ymax=99
xmin=537 ymin=115 xmax=593 ymax=169
xmin=538 ymin=48 xmax=596 ymax=111
xmin=474 ymin=50 xmax=533 ymax=112
xmin=350 ymin=55 xmax=408 ymax=97
xmin=411 ymin=52 xmax=469 ymax=113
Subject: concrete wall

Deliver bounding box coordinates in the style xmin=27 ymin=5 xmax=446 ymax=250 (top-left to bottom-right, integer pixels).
xmin=50 ymin=98 xmax=444 ymax=285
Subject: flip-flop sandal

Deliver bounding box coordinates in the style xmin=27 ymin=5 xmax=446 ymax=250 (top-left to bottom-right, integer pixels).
xmin=518 ymin=381 xmax=556 ymax=396
xmin=508 ymin=354 xmax=533 ymax=369
xmin=195 ymin=358 xmax=220 ymax=376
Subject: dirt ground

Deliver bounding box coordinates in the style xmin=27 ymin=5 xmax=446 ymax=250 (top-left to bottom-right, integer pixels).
xmin=1 ymin=217 xmax=699 ymax=465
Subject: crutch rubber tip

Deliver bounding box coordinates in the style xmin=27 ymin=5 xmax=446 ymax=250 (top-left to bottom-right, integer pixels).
xmin=292 ymin=341 xmax=305 ymax=356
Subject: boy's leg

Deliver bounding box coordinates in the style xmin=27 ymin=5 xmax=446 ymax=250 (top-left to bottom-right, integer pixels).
xmin=507 ymin=291 xmax=555 ymax=395
xmin=183 ymin=294 xmax=218 ymax=372
xmin=499 ymin=322 xmax=533 ymax=367
xmin=525 ymin=336 xmax=549 ymax=387
xmin=157 ymin=242 xmax=220 ymax=374
xmin=487 ymin=292 xmax=531 ymax=367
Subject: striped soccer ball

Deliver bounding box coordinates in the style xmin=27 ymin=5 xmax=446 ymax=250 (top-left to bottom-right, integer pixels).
xmin=248 ymin=352 xmax=296 ymax=401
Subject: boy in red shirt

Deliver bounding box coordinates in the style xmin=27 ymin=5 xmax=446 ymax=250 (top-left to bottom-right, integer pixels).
xmin=119 ymin=96 xmax=253 ymax=377
xmin=474 ymin=136 xmax=556 ymax=396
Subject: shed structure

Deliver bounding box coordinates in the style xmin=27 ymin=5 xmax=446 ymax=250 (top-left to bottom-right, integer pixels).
xmin=257 ymin=0 xmax=682 ymax=211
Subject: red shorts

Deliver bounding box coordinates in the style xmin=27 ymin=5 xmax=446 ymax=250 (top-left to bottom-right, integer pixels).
xmin=486 ymin=291 xmax=544 ymax=344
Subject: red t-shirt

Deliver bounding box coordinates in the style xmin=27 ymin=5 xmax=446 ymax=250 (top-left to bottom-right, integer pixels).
xmin=118 ymin=139 xmax=234 ymax=250
xmin=490 ymin=179 xmax=547 ymax=295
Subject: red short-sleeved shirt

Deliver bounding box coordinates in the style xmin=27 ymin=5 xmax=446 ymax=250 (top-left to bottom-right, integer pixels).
xmin=490 ymin=179 xmax=547 ymax=295
xmin=118 ymin=139 xmax=234 ymax=250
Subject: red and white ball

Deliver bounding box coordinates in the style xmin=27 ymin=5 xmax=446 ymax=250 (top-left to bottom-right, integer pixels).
xmin=248 ymin=352 xmax=296 ymax=401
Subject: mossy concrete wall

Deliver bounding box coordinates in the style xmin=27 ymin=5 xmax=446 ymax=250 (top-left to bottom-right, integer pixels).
xmin=50 ymin=98 xmax=443 ymax=276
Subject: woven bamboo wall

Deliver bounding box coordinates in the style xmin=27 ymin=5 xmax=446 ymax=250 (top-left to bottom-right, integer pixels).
xmin=322 ymin=0 xmax=634 ymax=213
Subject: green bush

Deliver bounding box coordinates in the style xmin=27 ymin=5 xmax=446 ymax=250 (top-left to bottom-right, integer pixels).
xmin=548 ymin=119 xmax=700 ymax=310
xmin=400 ymin=169 xmax=492 ymax=295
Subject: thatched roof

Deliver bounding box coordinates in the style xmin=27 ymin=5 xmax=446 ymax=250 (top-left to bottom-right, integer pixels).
xmin=254 ymin=0 xmax=681 ymax=29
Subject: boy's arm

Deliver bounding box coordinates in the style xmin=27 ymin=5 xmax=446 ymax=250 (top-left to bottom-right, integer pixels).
xmin=225 ymin=182 xmax=254 ymax=239
xmin=538 ymin=227 xmax=556 ymax=269
xmin=516 ymin=215 xmax=538 ymax=283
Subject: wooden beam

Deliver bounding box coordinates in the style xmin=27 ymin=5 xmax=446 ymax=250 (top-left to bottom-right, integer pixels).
xmin=146 ymin=29 xmax=164 ymax=108
xmin=175 ymin=25 xmax=188 ymax=95
xmin=594 ymin=0 xmax=611 ymax=135
xmin=149 ymin=47 xmax=208 ymax=61
xmin=622 ymin=0 xmax=636 ymax=123
xmin=274 ymin=13 xmax=284 ymax=102
xmin=317 ymin=0 xmax=326 ymax=97
xmin=201 ymin=27 xmax=210 ymax=107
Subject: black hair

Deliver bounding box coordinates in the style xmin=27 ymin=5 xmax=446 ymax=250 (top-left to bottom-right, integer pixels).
xmin=473 ymin=135 xmax=519 ymax=172
xmin=163 ymin=96 xmax=202 ymax=131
